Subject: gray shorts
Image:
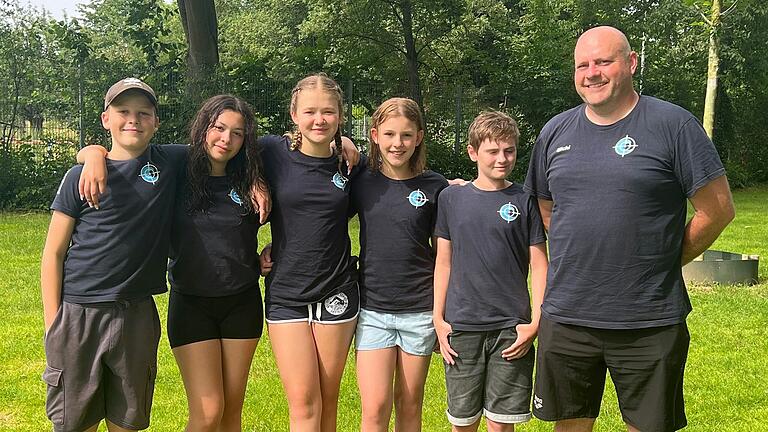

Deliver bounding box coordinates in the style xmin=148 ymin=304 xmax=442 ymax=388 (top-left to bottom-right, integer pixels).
xmin=444 ymin=328 xmax=534 ymax=426
xmin=42 ymin=298 xmax=161 ymax=432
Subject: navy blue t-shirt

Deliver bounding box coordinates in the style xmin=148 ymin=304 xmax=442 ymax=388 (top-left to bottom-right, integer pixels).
xmin=524 ymin=96 xmax=725 ymax=329
xmin=260 ymin=135 xmax=363 ymax=306
xmin=51 ymin=144 xmax=187 ymax=303
xmin=350 ymin=169 xmax=448 ymax=313
xmin=168 ymin=175 xmax=261 ymax=297
xmin=434 ymin=183 xmax=546 ymax=331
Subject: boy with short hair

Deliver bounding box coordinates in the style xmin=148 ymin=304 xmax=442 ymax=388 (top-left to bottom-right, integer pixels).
xmin=40 ymin=78 xmax=186 ymax=432
xmin=433 ymin=111 xmax=548 ymax=432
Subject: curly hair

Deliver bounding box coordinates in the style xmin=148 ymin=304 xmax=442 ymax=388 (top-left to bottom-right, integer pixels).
xmin=185 ymin=94 xmax=265 ymax=215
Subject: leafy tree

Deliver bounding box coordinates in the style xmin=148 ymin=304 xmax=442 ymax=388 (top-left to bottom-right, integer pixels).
xmin=302 ymin=0 xmax=466 ymax=110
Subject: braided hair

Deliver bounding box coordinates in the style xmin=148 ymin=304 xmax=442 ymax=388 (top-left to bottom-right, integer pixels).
xmin=286 ymin=73 xmax=346 ymax=175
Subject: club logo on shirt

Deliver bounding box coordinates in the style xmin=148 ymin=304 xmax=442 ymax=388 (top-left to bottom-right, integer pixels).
xmin=331 ymin=172 xmax=349 ymax=190
xmin=324 ymin=292 xmax=349 ymax=315
xmin=498 ymin=202 xmax=520 ymax=223
xmin=139 ymin=162 xmax=160 ymax=184
xmin=407 ymin=189 xmax=428 ymax=208
xmin=613 ymin=135 xmax=637 ymax=157
xmin=229 ymin=189 xmax=243 ymax=205
xmin=533 ymin=395 xmax=543 ymax=410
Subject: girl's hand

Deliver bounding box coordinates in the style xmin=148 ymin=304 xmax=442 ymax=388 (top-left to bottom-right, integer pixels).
xmin=76 ymin=145 xmax=109 ymax=209
xmin=448 ymin=178 xmax=468 ymax=186
xmin=251 ymin=181 xmax=271 ymax=224
xmin=259 ymin=244 xmax=273 ymax=276
xmin=501 ymin=322 xmax=537 ymax=360
xmin=339 ymin=136 xmax=359 ymax=174
xmin=434 ymin=318 xmax=458 ymax=365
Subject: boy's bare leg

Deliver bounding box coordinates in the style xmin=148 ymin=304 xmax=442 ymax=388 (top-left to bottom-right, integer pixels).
xmin=486 ymin=419 xmax=514 ymax=432
xmin=555 ymin=418 xmax=596 ymax=432
xmin=106 ymin=420 xmax=138 ymax=431
xmin=452 ymin=420 xmax=480 ymax=432
xmin=393 ymin=350 xmax=431 ymax=432
xmin=357 ymin=347 xmax=397 ymax=432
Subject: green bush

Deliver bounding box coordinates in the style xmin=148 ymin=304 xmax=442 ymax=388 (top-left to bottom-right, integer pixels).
xmin=0 ymin=141 xmax=76 ymax=210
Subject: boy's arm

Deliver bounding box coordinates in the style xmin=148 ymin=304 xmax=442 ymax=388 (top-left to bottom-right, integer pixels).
xmin=40 ymin=211 xmax=76 ymax=332
xmin=76 ymin=145 xmax=109 ymax=209
xmin=502 ymin=242 xmax=548 ymax=360
xmin=433 ymin=237 xmax=458 ymax=365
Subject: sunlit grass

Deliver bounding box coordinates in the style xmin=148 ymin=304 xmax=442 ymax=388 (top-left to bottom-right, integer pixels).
xmin=1 ymin=186 xmax=766 ymax=430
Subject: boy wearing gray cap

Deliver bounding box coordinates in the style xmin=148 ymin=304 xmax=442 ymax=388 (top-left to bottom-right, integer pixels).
xmin=40 ymin=78 xmax=187 ymax=432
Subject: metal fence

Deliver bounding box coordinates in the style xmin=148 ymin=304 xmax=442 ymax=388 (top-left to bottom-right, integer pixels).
xmin=0 ymin=76 xmax=490 ymax=160
xmin=0 ymin=74 xmax=509 ymax=209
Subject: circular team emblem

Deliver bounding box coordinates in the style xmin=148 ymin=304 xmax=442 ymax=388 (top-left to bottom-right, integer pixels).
xmin=139 ymin=162 xmax=160 ymax=184
xmin=498 ymin=202 xmax=520 ymax=223
xmin=331 ymin=172 xmax=349 ymax=190
xmin=407 ymin=189 xmax=428 ymax=208
xmin=324 ymin=292 xmax=349 ymax=316
xmin=613 ymin=135 xmax=637 ymax=157
xmin=229 ymin=188 xmax=243 ymax=205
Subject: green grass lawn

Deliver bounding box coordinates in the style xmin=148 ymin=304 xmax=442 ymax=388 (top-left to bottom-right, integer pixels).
xmin=1 ymin=186 xmax=767 ymax=431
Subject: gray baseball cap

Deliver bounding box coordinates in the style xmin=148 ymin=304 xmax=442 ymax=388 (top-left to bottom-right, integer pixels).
xmin=103 ymin=77 xmax=157 ymax=110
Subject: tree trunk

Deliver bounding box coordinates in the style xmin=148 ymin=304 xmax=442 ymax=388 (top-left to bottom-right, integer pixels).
xmin=703 ymin=0 xmax=721 ymax=139
xmin=177 ymin=0 xmax=219 ymax=101
xmin=399 ymin=0 xmax=423 ymax=109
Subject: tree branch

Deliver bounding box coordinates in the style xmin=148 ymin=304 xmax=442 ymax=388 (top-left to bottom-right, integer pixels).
xmin=722 ymin=0 xmax=739 ymax=16
xmin=423 ymin=45 xmax=449 ymax=71
xmin=415 ymin=27 xmax=454 ymax=56
xmin=335 ymin=32 xmax=405 ymax=55
xmin=692 ymin=3 xmax=713 ymax=26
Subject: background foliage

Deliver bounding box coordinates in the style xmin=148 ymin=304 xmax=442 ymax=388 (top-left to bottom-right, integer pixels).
xmin=1 ymin=0 xmax=767 ymax=209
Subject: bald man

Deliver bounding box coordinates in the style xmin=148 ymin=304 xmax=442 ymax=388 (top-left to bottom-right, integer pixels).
xmin=524 ymin=26 xmax=735 ymax=432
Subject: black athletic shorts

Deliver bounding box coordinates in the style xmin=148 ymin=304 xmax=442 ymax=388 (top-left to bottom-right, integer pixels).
xmin=533 ymin=317 xmax=689 ymax=432
xmin=167 ymin=289 xmax=264 ymax=348
xmin=266 ymin=283 xmax=360 ymax=324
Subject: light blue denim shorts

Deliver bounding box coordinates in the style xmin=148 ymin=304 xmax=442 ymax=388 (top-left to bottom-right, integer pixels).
xmin=355 ymin=308 xmax=436 ymax=356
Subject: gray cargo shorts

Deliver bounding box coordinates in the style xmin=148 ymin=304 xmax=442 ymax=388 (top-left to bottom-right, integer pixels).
xmin=42 ymin=297 xmax=161 ymax=432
